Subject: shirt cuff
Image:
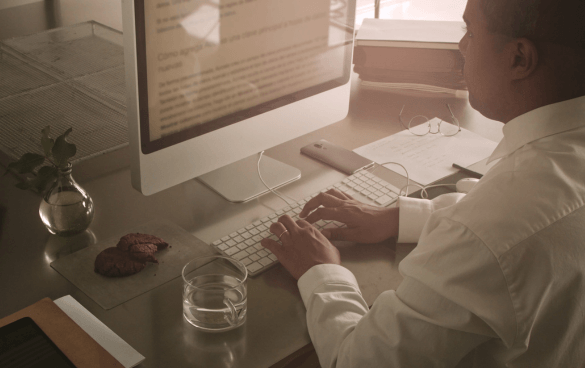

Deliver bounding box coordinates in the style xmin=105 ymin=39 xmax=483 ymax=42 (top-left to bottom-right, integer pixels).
xmin=396 ymin=196 xmax=433 ymax=243
xmin=297 ymin=264 xmax=360 ymax=307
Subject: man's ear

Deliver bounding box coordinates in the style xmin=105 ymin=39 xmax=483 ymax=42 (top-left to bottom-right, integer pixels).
xmin=509 ymin=38 xmax=539 ymax=80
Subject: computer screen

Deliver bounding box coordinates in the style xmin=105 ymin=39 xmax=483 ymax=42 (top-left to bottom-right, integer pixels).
xmin=123 ymin=0 xmax=356 ymax=196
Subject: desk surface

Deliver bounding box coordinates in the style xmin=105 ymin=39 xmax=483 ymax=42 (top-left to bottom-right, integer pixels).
xmin=0 ymin=2 xmax=503 ymax=367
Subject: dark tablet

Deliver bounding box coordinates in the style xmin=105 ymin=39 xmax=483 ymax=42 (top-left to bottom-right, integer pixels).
xmin=0 ymin=317 xmax=76 ymax=368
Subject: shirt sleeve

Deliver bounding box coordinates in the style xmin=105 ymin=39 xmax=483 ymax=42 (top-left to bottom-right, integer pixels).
xmin=397 ymin=192 xmax=466 ymax=243
xmin=298 ymin=214 xmax=515 ymax=368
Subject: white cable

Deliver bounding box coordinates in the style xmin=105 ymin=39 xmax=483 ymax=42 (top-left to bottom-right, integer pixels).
xmin=369 ymin=161 xmax=459 ymax=199
xmin=256 ymin=151 xmax=296 ymax=206
xmin=370 ymin=161 xmax=411 ymax=196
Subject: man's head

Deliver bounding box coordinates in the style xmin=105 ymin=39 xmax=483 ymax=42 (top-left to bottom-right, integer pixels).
xmin=459 ymin=0 xmax=585 ymax=122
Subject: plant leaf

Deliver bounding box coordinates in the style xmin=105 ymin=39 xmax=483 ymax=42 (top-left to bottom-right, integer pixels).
xmin=31 ymin=165 xmax=58 ymax=193
xmin=15 ymin=180 xmax=34 ymax=191
xmin=5 ymin=153 xmax=45 ymax=175
xmin=52 ymin=127 xmax=76 ymax=167
xmin=41 ymin=125 xmax=54 ymax=157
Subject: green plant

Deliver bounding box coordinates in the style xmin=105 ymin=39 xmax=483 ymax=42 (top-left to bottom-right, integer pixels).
xmin=4 ymin=126 xmax=77 ymax=193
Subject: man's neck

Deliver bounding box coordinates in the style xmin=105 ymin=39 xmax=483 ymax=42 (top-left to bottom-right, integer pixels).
xmin=503 ymin=79 xmax=585 ymax=124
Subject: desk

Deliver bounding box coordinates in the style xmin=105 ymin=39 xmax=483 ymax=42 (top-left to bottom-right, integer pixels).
xmin=0 ymin=2 xmax=503 ymax=367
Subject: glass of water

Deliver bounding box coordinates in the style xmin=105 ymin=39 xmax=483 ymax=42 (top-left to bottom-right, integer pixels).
xmin=182 ymin=256 xmax=248 ymax=332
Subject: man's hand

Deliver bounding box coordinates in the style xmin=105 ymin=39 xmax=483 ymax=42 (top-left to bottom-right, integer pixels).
xmin=299 ymin=188 xmax=400 ymax=243
xmin=260 ymin=215 xmax=340 ymax=280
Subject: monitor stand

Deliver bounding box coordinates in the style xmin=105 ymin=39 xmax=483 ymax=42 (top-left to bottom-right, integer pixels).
xmin=197 ymin=154 xmax=301 ymax=203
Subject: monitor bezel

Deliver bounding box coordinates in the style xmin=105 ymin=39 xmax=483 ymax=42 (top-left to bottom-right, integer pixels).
xmin=133 ymin=0 xmax=355 ymax=155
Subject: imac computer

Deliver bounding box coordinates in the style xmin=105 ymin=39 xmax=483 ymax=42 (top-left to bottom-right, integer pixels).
xmin=122 ymin=0 xmax=356 ymax=201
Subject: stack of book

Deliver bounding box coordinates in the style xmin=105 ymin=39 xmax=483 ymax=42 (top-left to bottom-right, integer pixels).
xmin=354 ymin=18 xmax=467 ymax=95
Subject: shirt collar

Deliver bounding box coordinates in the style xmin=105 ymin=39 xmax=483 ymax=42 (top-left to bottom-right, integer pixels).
xmin=487 ymin=95 xmax=585 ymax=163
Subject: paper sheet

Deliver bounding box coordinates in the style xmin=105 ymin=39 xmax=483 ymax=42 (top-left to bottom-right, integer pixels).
xmin=354 ymin=118 xmax=499 ymax=185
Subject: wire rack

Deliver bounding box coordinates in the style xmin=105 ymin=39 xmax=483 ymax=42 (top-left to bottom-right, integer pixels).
xmin=0 ymin=21 xmax=128 ymax=163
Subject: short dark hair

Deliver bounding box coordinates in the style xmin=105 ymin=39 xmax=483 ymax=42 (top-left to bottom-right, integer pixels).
xmin=479 ymin=0 xmax=585 ymax=50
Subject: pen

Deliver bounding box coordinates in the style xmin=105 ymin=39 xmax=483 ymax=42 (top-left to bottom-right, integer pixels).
xmin=452 ymin=163 xmax=484 ymax=178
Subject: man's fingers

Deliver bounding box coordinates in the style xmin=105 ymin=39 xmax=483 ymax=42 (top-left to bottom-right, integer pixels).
xmin=299 ymin=192 xmax=345 ymax=218
xmin=261 ymin=238 xmax=284 ymax=257
xmin=321 ymin=227 xmax=357 ymax=242
xmin=326 ymin=188 xmax=354 ymax=201
xmin=304 ymin=207 xmax=349 ymax=224
xmin=278 ymin=214 xmax=299 ymax=233
xmin=269 ymin=221 xmax=287 ymax=236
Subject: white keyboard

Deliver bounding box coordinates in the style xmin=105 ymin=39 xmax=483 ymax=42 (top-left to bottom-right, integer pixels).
xmin=210 ymin=170 xmax=402 ymax=276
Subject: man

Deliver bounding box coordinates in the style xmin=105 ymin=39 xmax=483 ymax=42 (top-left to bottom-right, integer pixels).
xmin=260 ymin=0 xmax=585 ymax=367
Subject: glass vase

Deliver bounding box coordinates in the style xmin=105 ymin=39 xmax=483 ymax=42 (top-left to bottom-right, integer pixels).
xmin=39 ymin=163 xmax=94 ymax=236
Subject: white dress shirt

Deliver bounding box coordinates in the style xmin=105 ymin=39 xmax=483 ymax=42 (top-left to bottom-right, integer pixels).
xmin=298 ymin=95 xmax=585 ymax=368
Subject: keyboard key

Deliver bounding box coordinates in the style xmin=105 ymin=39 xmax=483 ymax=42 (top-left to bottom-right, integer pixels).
xmin=257 ymin=224 xmax=268 ymax=232
xmin=245 ymin=239 xmax=256 ymax=246
xmin=253 ymin=220 xmax=262 ymax=226
xmin=247 ymin=262 xmax=263 ymax=273
xmin=385 ymin=183 xmax=402 ymax=194
xmin=268 ymin=213 xmax=277 ymax=219
xmin=373 ymin=184 xmax=383 ymax=190
xmin=260 ymin=231 xmax=270 ymax=237
xmin=249 ymin=253 xmax=260 ymax=261
xmin=237 ymin=242 xmax=248 ymax=250
xmin=361 ymin=189 xmax=372 ymax=196
xmin=212 ymin=240 xmax=222 ymax=246
xmin=254 ymin=243 xmax=264 ymax=251
xmin=218 ymin=243 xmax=229 ymax=251
xmin=355 ymin=185 xmax=365 ymax=191
xmin=375 ymin=190 xmax=384 ymax=196
xmin=234 ymin=235 xmax=245 ymax=243
xmin=354 ymin=179 xmax=364 ymax=185
xmin=334 ymin=183 xmax=342 ymax=188
xmin=225 ymin=247 xmax=239 ymax=256
xmin=315 ymin=220 xmax=327 ymax=228
xmin=221 ymin=236 xmax=230 ymax=242
xmin=381 ymin=187 xmax=390 ymax=194
xmin=260 ymin=217 xmax=269 ymax=223
xmin=238 ymin=228 xmax=247 ymax=234
xmin=245 ymin=224 xmax=255 ymax=230
xmin=375 ymin=195 xmax=393 ymax=206
xmin=257 ymin=250 xmax=268 ymax=257
xmin=276 ymin=210 xmax=284 ymax=215
xmin=259 ymin=257 xmax=273 ymax=266
xmin=368 ymin=193 xmax=379 ymax=200
xmin=366 ymin=180 xmax=376 ymax=186
xmin=233 ymin=250 xmax=249 ymax=260
xmin=246 ymin=248 xmax=257 ymax=255
xmin=268 ymin=254 xmax=278 ymax=261
xmin=373 ymin=177 xmax=382 ymax=183
xmin=249 ymin=228 xmax=260 ymax=235
xmin=283 ymin=206 xmax=291 ymax=212
xmin=226 ymin=239 xmax=236 ymax=247
xmin=242 ymin=232 xmax=252 ymax=239
xmin=253 ymin=235 xmax=263 ymax=242
xmin=241 ymin=257 xmax=252 ymax=266
xmin=230 ymin=232 xmax=239 ymax=238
